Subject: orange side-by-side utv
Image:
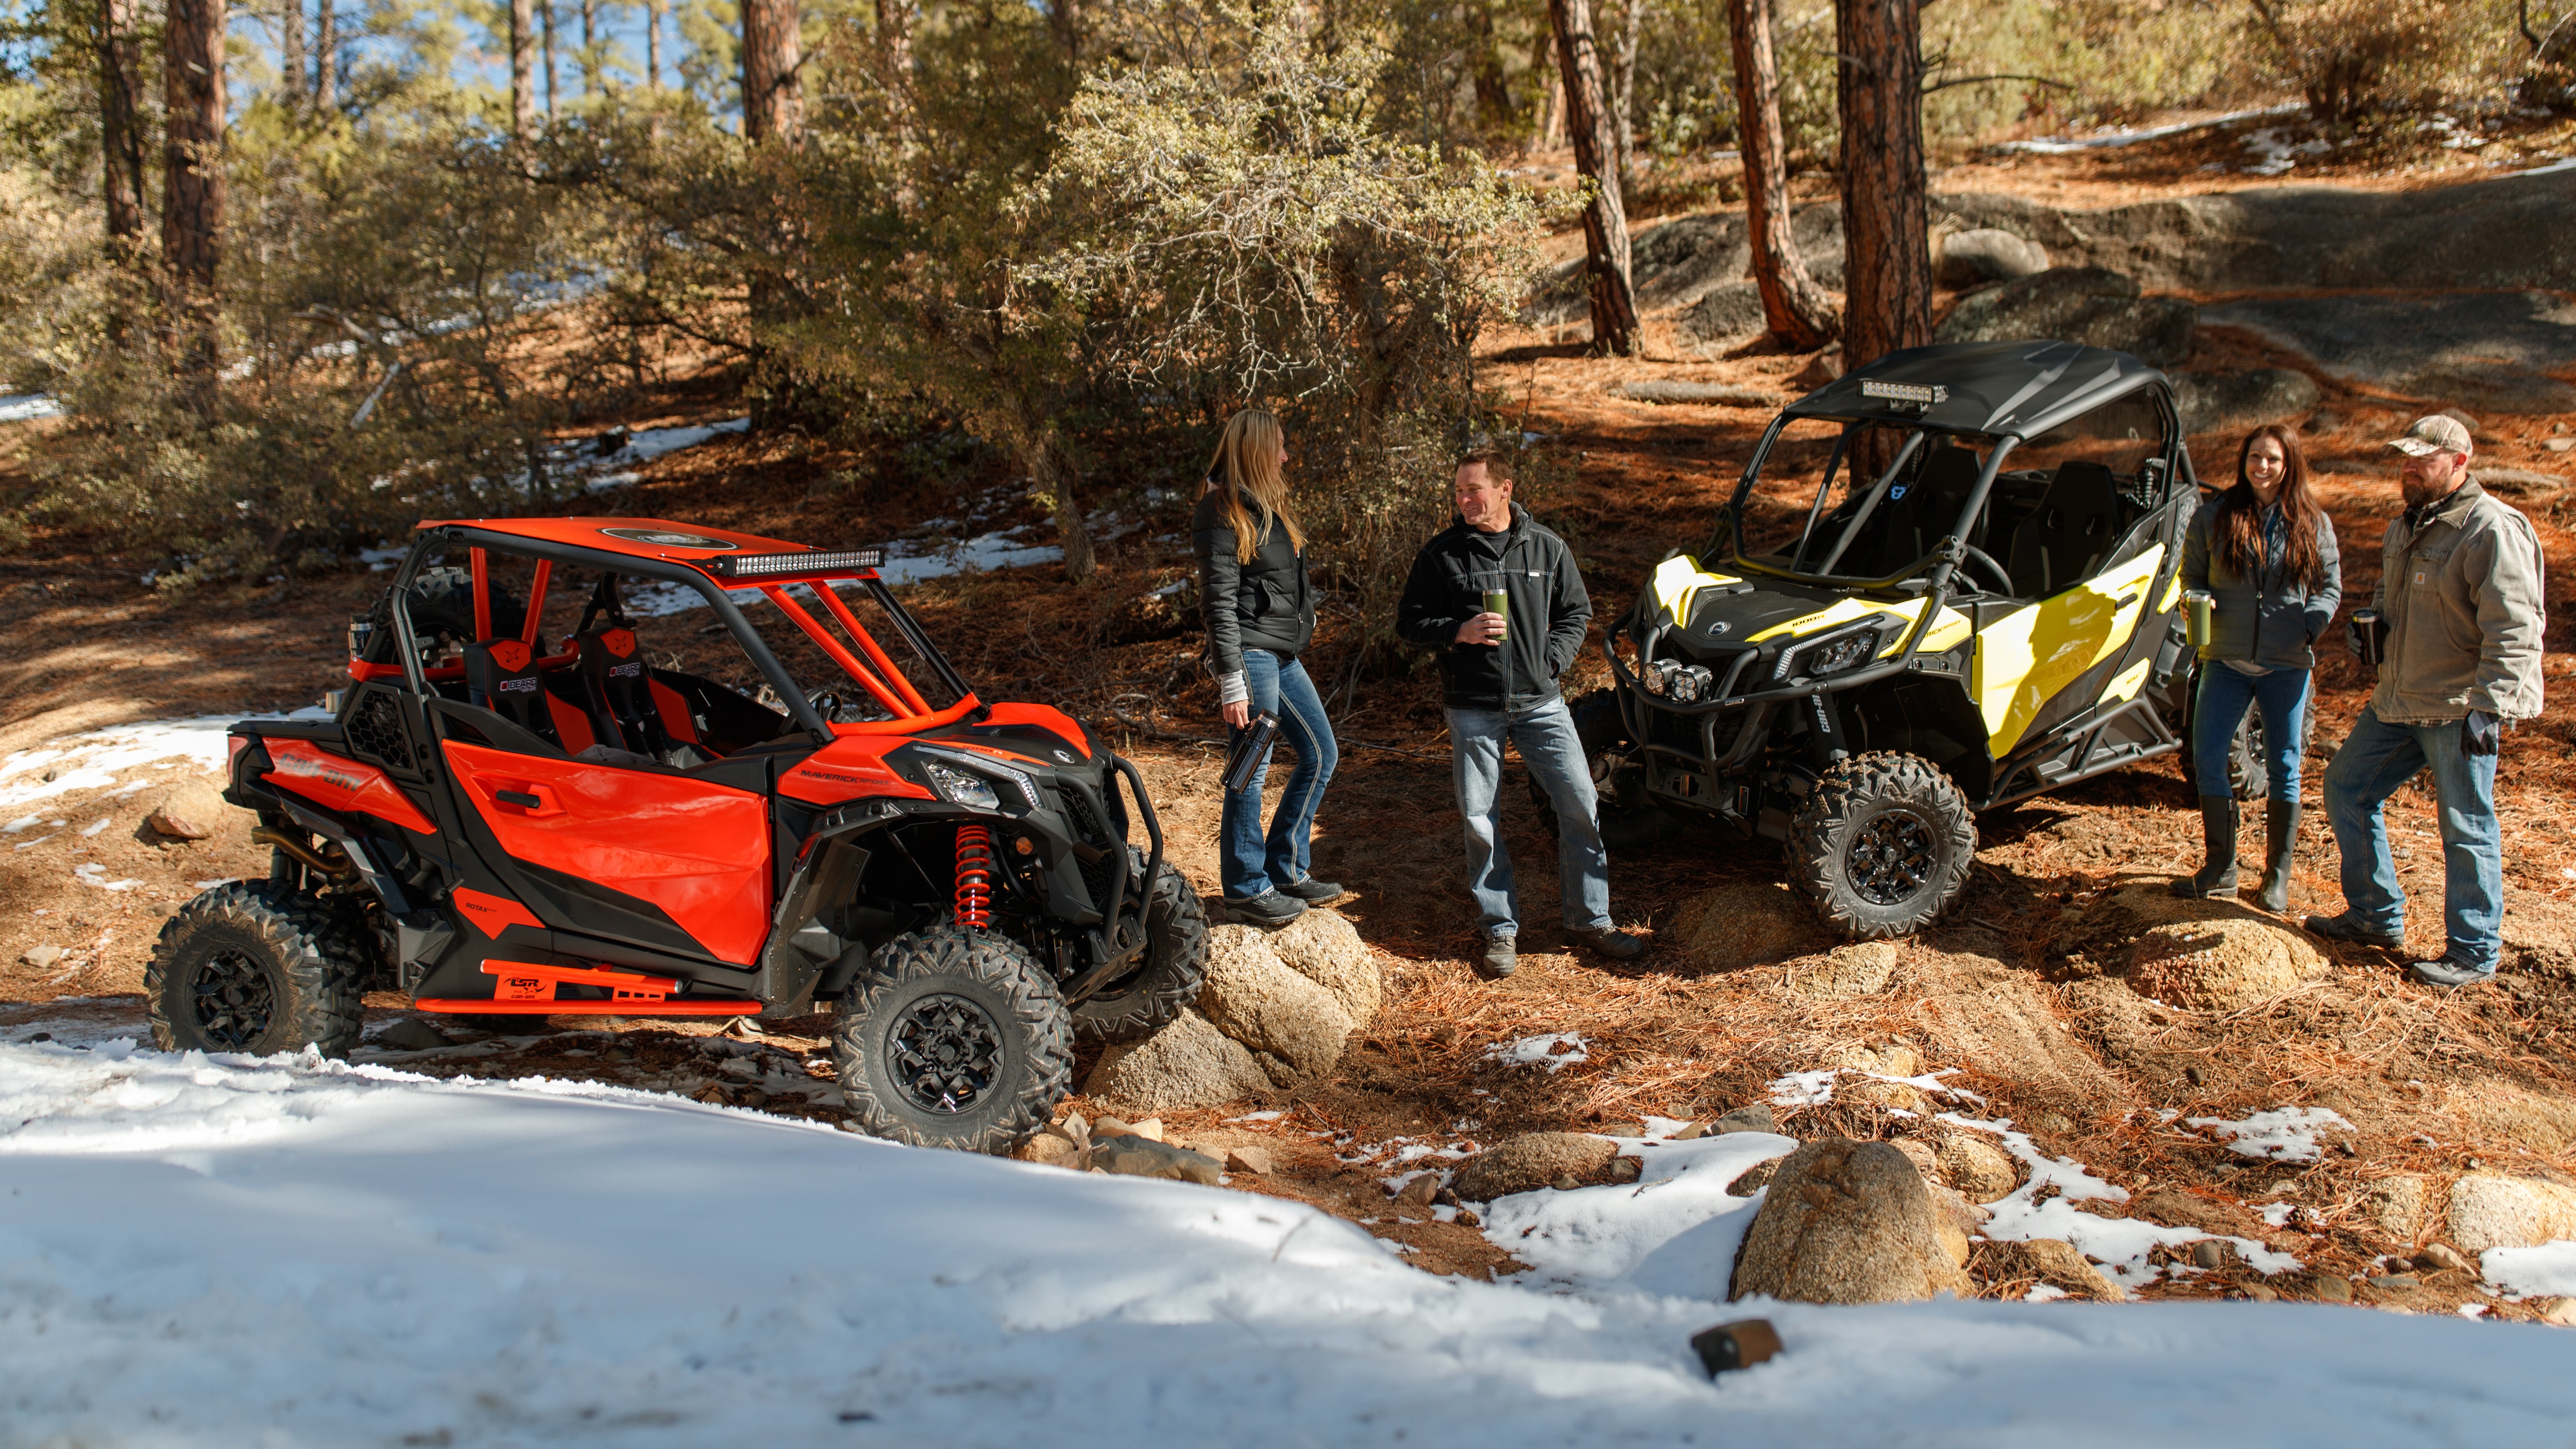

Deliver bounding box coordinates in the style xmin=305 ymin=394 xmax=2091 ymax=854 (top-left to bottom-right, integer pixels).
xmin=151 ymin=517 xmax=1207 ymax=1153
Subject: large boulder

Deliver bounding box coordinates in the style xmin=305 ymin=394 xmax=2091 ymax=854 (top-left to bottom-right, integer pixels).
xmin=1730 ymin=1138 xmax=1976 ymax=1303
xmin=1939 ymin=228 xmax=2049 ymax=289
xmin=1936 ymin=1132 xmax=2022 ymax=1203
xmin=2172 ymin=368 xmax=2323 ymax=435
xmin=2056 ymin=885 xmax=2327 ymax=1012
xmin=2447 ymin=1173 xmax=2576 ymax=1254
xmin=1451 ymin=1132 xmax=1619 ymax=1201
xmin=1676 ymin=281 xmax=1771 ymax=345
xmin=1665 ymin=880 xmax=1827 ymax=971
xmin=1786 ymin=941 xmax=1900 ymax=1000
xmin=1197 ymin=927 xmax=1355 ymax=1083
xmin=1935 ymin=266 xmax=2196 ymax=367
xmin=1260 ymin=911 xmax=1384 ymax=1025
xmin=1996 ymin=1237 xmax=2123 ymax=1301
xmin=1823 ymin=1042 xmax=1926 ymax=1111
xmin=1082 ymin=1009 xmax=1272 ymax=1114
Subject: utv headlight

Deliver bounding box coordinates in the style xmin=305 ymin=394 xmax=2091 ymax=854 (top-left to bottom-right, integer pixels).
xmin=923 ymin=760 xmax=1002 ymax=811
xmin=1642 ymin=659 xmax=1677 ymax=696
xmin=1666 ymin=664 xmax=1715 ymax=703
xmin=1801 ymin=631 xmax=1881 ymax=677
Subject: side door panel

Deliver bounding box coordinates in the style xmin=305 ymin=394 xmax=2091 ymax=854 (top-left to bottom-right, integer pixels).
xmin=444 ymin=741 xmax=773 ymax=965
xmin=1973 ymin=543 xmax=2164 ymax=756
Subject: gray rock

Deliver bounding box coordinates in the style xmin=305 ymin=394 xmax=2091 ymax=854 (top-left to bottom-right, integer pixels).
xmin=146 ymin=807 xmax=213 ymax=841
xmin=2367 ymin=1273 xmax=2420 ymax=1290
xmin=2448 ymin=1172 xmax=2576 ymax=1253
xmin=21 ymin=944 xmax=65 ymax=969
xmin=1939 ymin=228 xmax=2050 ymax=288
xmin=1936 ymin=1133 xmax=2021 ymax=1202
xmin=2172 ymin=369 xmax=2324 ymax=434
xmin=1935 ymin=267 xmax=2196 ymax=367
xmin=1608 ymin=378 xmax=1785 ymax=407
xmin=2191 ymin=1239 xmax=2228 ymax=1270
xmin=1529 ymin=205 xmax=1844 ymax=325
xmin=1090 ymin=1135 xmax=1224 ymax=1186
xmin=1729 ymin=1138 xmax=1975 ymax=1303
xmin=1197 ymin=927 xmax=1354 ymax=1083
xmin=2475 ymin=466 xmax=2567 ymax=498
xmin=1262 ymin=911 xmax=1383 ymax=1025
xmin=1676 ymin=282 xmax=1772 ymax=344
xmin=375 ymin=1018 xmax=453 ymax=1052
xmin=2312 ymin=1274 xmax=2354 ymax=1303
xmin=2197 ymin=292 xmax=2576 ymax=413
xmin=1452 ymin=1132 xmax=1619 ymax=1201
xmin=2010 ymin=1237 xmax=2122 ymax=1301
xmin=2417 ymin=1242 xmax=2472 ymax=1274
xmin=1714 ymin=1103 xmax=1776 ymax=1135
xmin=1224 ymin=1145 xmax=1274 ymax=1175
xmin=1082 ymin=1008 xmax=1273 ymax=1114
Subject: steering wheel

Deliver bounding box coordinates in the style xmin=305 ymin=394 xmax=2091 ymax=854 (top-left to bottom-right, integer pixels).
xmin=1959 ymin=545 xmax=2014 ymax=596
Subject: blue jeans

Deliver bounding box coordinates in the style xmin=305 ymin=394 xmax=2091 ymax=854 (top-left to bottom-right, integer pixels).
xmin=1446 ymin=696 xmax=1612 ymax=937
xmin=2193 ymin=664 xmax=2312 ymax=801
xmin=1221 ymin=651 xmax=1338 ymax=900
xmin=2322 ymin=705 xmax=2503 ymax=971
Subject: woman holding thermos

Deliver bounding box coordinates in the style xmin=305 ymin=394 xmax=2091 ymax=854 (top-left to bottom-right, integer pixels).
xmin=1196 ymin=408 xmax=1342 ymax=927
xmin=2172 ymin=423 xmax=2341 ymax=911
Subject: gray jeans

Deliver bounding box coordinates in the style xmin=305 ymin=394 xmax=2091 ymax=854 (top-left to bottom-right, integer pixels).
xmin=1446 ymin=696 xmax=1612 ymax=937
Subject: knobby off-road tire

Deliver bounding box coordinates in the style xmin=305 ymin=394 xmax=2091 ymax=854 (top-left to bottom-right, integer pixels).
xmin=1071 ymin=849 xmax=1209 ymax=1045
xmin=1786 ymin=751 xmax=1977 ymax=939
xmin=834 ymin=923 xmax=1073 ymax=1154
xmin=146 ymin=881 xmax=368 ymax=1058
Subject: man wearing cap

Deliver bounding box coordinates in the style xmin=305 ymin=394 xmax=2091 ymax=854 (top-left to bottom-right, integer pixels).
xmin=2307 ymin=415 xmax=2547 ymax=986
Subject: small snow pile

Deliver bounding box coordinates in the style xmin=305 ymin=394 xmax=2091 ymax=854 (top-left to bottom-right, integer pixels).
xmin=2187 ymin=1106 xmax=2352 ymax=1164
xmin=575 ymin=416 xmax=752 ymax=494
xmin=1480 ymin=1130 xmax=1795 ymax=1295
xmin=2483 ymin=1242 xmax=2576 ymax=1301
xmin=0 ymin=391 xmax=63 ymax=424
xmin=1766 ymin=1065 xmax=1979 ymax=1108
xmin=70 ymin=863 xmax=139 ymax=892
xmin=1946 ymin=1113 xmax=2302 ymax=1291
xmin=875 ymin=529 xmax=1065 ymax=585
xmin=2242 ymin=127 xmax=2332 ymax=176
xmin=1998 ymin=103 xmax=2299 ymax=155
xmin=1482 ymin=1032 xmax=1589 ymax=1073
xmin=0 ymin=708 xmax=330 ymax=812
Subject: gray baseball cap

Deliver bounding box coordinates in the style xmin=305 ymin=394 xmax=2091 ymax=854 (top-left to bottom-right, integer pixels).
xmin=2386 ymin=414 xmax=2473 ymax=457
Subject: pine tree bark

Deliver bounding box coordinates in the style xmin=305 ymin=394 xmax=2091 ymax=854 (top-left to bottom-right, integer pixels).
xmin=1727 ymin=0 xmax=1837 ymax=350
xmin=162 ymin=0 xmax=227 ymax=392
xmin=1835 ymin=0 xmax=1930 ymax=372
xmin=646 ymin=0 xmax=664 ymax=88
xmin=580 ymin=0 xmax=598 ymax=91
xmin=1548 ymin=0 xmax=1638 ymax=356
xmin=741 ymin=0 xmax=803 ymax=144
xmin=541 ymin=0 xmax=558 ymax=114
xmin=511 ymin=0 xmax=537 ymax=134
xmin=1532 ymin=23 xmax=1562 ymax=150
xmin=313 ymin=0 xmax=335 ymax=109
xmin=96 ymin=0 xmax=148 ymax=254
xmin=1611 ymin=0 xmax=1640 ymax=193
xmin=279 ymin=0 xmax=304 ymax=104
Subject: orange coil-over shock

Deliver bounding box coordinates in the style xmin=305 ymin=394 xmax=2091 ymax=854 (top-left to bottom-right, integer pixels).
xmin=954 ymin=823 xmax=996 ymax=930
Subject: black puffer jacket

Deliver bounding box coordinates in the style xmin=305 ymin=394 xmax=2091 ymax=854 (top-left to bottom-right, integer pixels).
xmin=1194 ymin=485 xmax=1315 ymax=697
xmin=1394 ymin=503 xmax=1591 ymax=710
xmin=2180 ymin=492 xmax=2341 ymax=670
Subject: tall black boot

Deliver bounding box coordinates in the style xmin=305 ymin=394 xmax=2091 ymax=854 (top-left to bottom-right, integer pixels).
xmin=2257 ymin=799 xmax=2300 ymax=913
xmin=2169 ymin=795 xmax=2240 ymax=899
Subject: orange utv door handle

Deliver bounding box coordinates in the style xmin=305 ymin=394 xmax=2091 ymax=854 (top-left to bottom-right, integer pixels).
xmin=480 ymin=780 xmax=564 ymax=816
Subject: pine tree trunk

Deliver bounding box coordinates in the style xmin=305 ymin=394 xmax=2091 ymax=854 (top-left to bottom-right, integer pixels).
xmin=647 ymin=0 xmax=664 ymax=89
xmin=1612 ymin=0 xmax=1640 ymax=193
xmin=541 ymin=0 xmax=557 ymax=114
xmin=96 ymin=0 xmax=147 ymax=255
xmin=741 ymin=0 xmax=802 ymax=144
xmin=1728 ymin=0 xmax=1837 ymax=350
xmin=511 ymin=0 xmax=537 ymax=134
xmin=1835 ymin=0 xmax=1930 ymax=373
xmin=1548 ymin=0 xmax=1638 ymax=356
xmin=875 ymin=0 xmax=912 ymax=95
xmin=279 ymin=0 xmax=303 ymax=104
xmin=313 ymin=0 xmax=335 ymax=109
xmin=1468 ymin=1 xmax=1514 ymax=131
xmin=162 ymin=0 xmax=227 ymax=394
xmin=1533 ymin=22 xmax=1564 ymax=150
xmin=580 ymin=0 xmax=598 ymax=91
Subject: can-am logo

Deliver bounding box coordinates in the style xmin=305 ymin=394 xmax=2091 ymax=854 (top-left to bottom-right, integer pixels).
xmin=609 ymin=662 xmax=642 ymax=678
xmin=599 ymin=527 xmax=738 ymax=551
xmin=497 ymin=677 xmax=539 ymax=693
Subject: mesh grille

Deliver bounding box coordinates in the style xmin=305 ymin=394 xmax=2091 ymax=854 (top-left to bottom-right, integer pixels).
xmin=346 ymin=690 xmax=408 ymax=768
xmin=1060 ymin=789 xmax=1121 ymax=915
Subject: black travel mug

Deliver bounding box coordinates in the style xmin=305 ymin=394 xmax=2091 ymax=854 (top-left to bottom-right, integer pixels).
xmin=1223 ymin=711 xmax=1280 ymax=794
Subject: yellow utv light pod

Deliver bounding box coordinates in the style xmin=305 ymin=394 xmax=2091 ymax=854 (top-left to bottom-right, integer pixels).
xmin=1974 ymin=545 xmax=2165 ymax=755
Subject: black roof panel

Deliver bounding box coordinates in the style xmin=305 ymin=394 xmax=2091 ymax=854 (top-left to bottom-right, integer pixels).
xmin=1786 ymin=339 xmax=2169 ymax=439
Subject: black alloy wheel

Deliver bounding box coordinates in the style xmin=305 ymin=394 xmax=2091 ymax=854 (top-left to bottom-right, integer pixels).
xmin=187 ymin=948 xmax=280 ymax=1050
xmin=1845 ymin=808 xmax=1938 ymax=907
xmin=887 ymin=993 xmax=1005 ymax=1114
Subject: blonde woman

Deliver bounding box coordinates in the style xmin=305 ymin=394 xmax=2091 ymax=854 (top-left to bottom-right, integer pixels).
xmin=1195 ymin=409 xmax=1341 ymax=927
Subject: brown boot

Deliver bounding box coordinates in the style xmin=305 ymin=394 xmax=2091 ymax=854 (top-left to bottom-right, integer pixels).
xmin=2169 ymin=796 xmax=2240 ymax=899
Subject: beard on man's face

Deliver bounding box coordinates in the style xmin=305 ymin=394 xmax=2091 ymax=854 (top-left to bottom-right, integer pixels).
xmin=2400 ymin=457 xmax=2463 ymax=508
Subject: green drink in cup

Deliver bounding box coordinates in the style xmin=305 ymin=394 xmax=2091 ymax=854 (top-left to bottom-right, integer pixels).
xmin=1483 ymin=588 xmax=1509 ymax=643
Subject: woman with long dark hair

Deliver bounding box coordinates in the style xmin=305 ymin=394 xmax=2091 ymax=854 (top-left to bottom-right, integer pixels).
xmin=1195 ymin=408 xmax=1342 ymax=927
xmin=2172 ymin=423 xmax=2341 ymax=911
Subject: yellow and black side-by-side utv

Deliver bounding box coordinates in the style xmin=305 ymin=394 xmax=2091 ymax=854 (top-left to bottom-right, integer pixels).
xmin=1571 ymin=339 xmax=2264 ymax=937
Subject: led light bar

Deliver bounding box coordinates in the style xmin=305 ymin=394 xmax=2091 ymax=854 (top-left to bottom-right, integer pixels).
xmin=1859 ymin=380 xmax=1947 ymax=405
xmin=706 ymin=548 xmax=886 ymax=579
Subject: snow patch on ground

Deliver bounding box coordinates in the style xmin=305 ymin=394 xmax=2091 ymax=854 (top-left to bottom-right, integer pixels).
xmin=1945 ymin=1114 xmax=2301 ymax=1291
xmin=1483 ymin=1032 xmax=1590 ymax=1073
xmin=572 ymin=415 xmax=752 ymax=494
xmin=0 ymin=707 xmax=331 ymax=812
xmin=1481 ymin=1131 xmax=1794 ymax=1296
xmin=0 ymin=391 xmax=63 ymax=423
xmin=6 ymin=1042 xmax=2576 ymax=1445
xmin=1998 ymin=103 xmax=2301 ymax=154
xmin=2483 ymin=1241 xmax=2576 ymax=1300
xmin=2187 ymin=1106 xmax=2352 ymax=1164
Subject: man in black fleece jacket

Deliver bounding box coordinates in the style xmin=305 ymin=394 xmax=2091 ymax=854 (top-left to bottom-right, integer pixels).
xmin=1396 ymin=450 xmax=1642 ymax=977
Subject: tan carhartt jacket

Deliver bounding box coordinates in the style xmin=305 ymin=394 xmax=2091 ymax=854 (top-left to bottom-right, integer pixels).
xmin=2369 ymin=477 xmax=2547 ymax=724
